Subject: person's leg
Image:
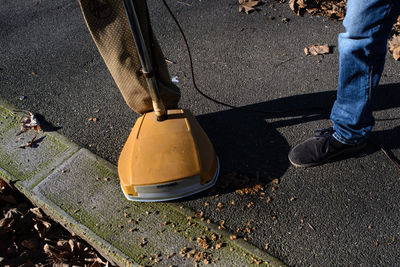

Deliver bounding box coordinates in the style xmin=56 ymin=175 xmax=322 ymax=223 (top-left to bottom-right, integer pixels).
xmin=78 ymin=0 xmax=180 ymax=114
xmin=288 ymin=0 xmax=400 ymax=167
xmin=331 ymin=0 xmax=400 ymax=145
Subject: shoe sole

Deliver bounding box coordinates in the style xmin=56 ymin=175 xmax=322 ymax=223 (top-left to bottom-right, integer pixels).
xmin=289 ymin=142 xmax=368 ymax=168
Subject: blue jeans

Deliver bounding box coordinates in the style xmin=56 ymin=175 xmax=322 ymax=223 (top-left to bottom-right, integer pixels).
xmin=330 ymin=0 xmax=400 ymax=145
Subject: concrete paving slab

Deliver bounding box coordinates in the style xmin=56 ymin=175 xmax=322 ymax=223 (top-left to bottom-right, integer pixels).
xmin=0 ymin=104 xmax=79 ymax=189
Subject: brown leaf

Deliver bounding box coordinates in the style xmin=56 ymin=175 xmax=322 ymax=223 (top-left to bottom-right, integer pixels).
xmin=304 ymin=44 xmax=330 ymax=56
xmin=238 ymin=0 xmax=260 ymax=14
xmin=5 ymin=208 xmax=22 ymax=219
xmin=393 ymin=47 xmax=400 ymax=60
xmin=19 ymin=135 xmax=38 ymax=149
xmin=0 ymin=218 xmax=14 ymax=229
xmin=326 ymin=4 xmax=345 ymax=20
xmin=56 ymin=240 xmax=70 ymax=250
xmin=34 ymin=220 xmax=52 ymax=238
xmin=43 ymin=243 xmax=57 ymax=255
xmin=68 ymin=239 xmax=76 ymax=253
xmin=389 ymin=35 xmax=400 ymax=60
xmin=389 ymin=35 xmax=400 ymax=51
xmin=20 ymin=112 xmax=41 ymax=133
xmin=196 ymin=236 xmax=210 ymax=250
xmin=29 ymin=207 xmax=45 ymax=219
xmin=306 ymin=7 xmax=319 ymax=14
xmin=289 ymin=0 xmax=307 ymax=16
xmin=289 ymin=0 xmax=296 ymax=12
xmin=75 ymin=240 xmax=84 ymax=252
xmin=289 ymin=0 xmax=345 ymax=20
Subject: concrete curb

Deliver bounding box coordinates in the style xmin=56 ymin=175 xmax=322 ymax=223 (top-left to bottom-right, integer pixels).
xmin=0 ymin=100 xmax=287 ymax=267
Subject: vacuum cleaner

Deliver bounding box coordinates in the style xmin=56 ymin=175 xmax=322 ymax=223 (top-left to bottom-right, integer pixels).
xmin=118 ymin=0 xmax=220 ymax=202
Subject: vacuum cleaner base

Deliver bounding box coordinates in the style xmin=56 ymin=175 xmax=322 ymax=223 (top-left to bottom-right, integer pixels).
xmin=118 ymin=109 xmax=219 ymax=202
xmin=120 ymin=158 xmax=219 ymax=202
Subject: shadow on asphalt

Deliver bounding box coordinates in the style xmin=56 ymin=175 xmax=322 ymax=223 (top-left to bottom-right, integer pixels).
xmin=35 ymin=114 xmax=63 ymax=132
xmin=185 ymin=82 xmax=400 ymax=198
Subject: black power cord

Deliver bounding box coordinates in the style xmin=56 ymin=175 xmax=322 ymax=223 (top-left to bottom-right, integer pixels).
xmin=161 ymin=0 xmax=329 ymax=116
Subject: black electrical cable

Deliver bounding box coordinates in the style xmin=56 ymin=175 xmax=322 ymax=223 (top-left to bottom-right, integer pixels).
xmin=161 ymin=0 xmax=329 ymax=116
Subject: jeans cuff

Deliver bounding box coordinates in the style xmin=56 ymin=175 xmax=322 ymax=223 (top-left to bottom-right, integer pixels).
xmin=332 ymin=132 xmax=366 ymax=146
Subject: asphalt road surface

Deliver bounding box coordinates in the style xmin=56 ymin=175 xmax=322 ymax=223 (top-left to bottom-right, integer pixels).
xmin=2 ymin=0 xmax=400 ymax=266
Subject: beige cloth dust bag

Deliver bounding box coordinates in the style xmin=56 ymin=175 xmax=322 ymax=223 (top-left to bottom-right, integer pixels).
xmin=78 ymin=0 xmax=180 ymax=114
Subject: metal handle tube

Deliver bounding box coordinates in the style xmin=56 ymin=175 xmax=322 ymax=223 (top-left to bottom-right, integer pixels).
xmin=122 ymin=0 xmax=167 ymax=120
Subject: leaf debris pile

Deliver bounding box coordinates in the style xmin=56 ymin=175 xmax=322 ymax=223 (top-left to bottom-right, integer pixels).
xmin=0 ymin=178 xmax=110 ymax=266
xmin=289 ymin=0 xmax=346 ymax=20
xmin=287 ymin=0 xmax=400 ymax=60
xmin=237 ymin=0 xmax=400 ymax=60
xmin=235 ymin=183 xmax=265 ymax=195
xmin=216 ymin=171 xmax=267 ymax=195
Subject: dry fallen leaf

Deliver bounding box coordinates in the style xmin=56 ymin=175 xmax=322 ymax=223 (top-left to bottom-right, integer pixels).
xmin=43 ymin=243 xmax=55 ymax=255
xmin=289 ymin=0 xmax=345 ymax=20
xmin=389 ymin=35 xmax=400 ymax=60
xmin=20 ymin=112 xmax=41 ymax=134
xmin=196 ymin=236 xmax=210 ymax=250
xmin=289 ymin=0 xmax=307 ymax=16
xmin=323 ymin=2 xmax=345 ymax=20
xmin=238 ymin=0 xmax=260 ymax=14
xmin=304 ymin=44 xmax=330 ymax=56
xmin=1 ymin=177 xmax=108 ymax=266
xmin=34 ymin=220 xmax=52 ymax=238
xmin=19 ymin=135 xmax=38 ymax=149
xmin=392 ymin=47 xmax=400 ymax=61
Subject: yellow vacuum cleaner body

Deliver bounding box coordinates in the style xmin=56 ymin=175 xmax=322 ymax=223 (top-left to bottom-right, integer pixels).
xmin=118 ymin=109 xmax=219 ymax=201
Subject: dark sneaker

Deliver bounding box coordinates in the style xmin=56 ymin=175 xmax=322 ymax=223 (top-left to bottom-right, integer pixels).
xmin=288 ymin=128 xmax=367 ymax=168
